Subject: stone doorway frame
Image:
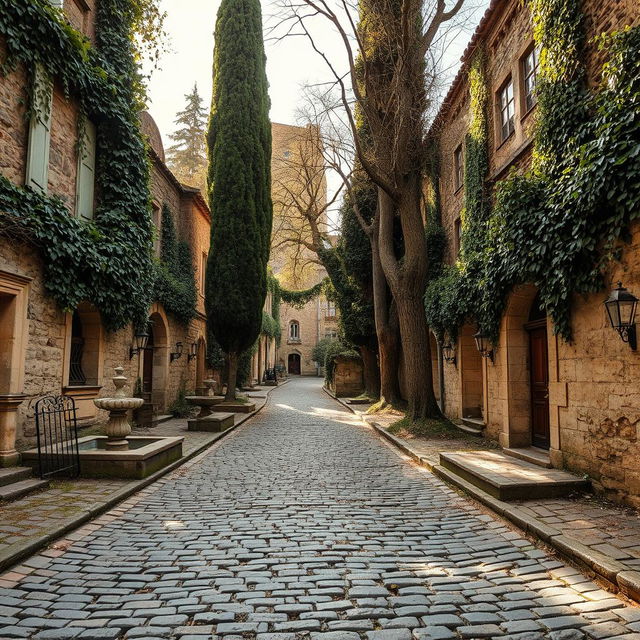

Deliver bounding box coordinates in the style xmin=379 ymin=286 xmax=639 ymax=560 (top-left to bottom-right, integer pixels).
xmin=498 ymin=284 xmax=561 ymax=456
xmin=146 ymin=306 xmax=170 ymax=411
xmin=0 ymin=269 xmax=31 ymax=467
xmin=458 ymin=323 xmax=484 ymax=420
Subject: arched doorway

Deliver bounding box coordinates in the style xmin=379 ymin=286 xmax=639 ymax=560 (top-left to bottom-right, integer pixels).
xmin=526 ymin=293 xmax=550 ymax=449
xmin=500 ymin=284 xmax=551 ymax=449
xmin=288 ymin=353 xmax=301 ymax=375
xmin=142 ymin=311 xmax=169 ymax=411
xmin=459 ymin=324 xmax=483 ymax=420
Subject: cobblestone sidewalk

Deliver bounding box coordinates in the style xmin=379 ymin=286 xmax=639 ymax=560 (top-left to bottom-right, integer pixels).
xmin=1 ymin=377 xmax=639 ymax=639
xmin=0 ymin=391 xmax=270 ymax=570
xmin=351 ymin=402 xmax=640 ymax=596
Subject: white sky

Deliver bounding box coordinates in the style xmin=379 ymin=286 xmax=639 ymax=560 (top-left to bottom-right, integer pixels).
xmin=145 ymin=0 xmax=490 ymax=150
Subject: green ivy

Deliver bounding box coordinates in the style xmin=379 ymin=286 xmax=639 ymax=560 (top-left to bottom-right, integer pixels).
xmin=0 ymin=0 xmax=153 ymax=331
xmin=425 ymin=0 xmax=640 ymax=344
xmin=153 ymin=203 xmax=197 ymax=324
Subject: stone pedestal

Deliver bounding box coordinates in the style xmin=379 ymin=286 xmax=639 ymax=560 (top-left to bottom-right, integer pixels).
xmin=0 ymin=394 xmax=26 ymax=467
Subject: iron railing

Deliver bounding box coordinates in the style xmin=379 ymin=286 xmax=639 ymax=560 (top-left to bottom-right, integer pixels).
xmin=34 ymin=395 xmax=80 ymax=479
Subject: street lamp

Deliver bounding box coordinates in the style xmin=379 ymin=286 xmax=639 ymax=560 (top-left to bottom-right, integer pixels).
xmin=170 ymin=341 xmax=184 ymax=362
xmin=474 ymin=330 xmax=494 ymax=362
xmin=442 ymin=342 xmax=457 ymax=366
xmin=188 ymin=342 xmax=198 ymax=362
xmin=129 ymin=330 xmax=149 ymax=359
xmin=604 ymin=282 xmax=638 ymax=350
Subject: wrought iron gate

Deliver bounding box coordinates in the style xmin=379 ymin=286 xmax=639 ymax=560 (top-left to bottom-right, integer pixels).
xmin=34 ymin=395 xmax=80 ymax=479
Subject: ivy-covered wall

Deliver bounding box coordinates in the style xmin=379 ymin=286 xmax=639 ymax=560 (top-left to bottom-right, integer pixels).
xmin=424 ymin=0 xmax=640 ymax=504
xmin=0 ymin=0 xmax=154 ymax=331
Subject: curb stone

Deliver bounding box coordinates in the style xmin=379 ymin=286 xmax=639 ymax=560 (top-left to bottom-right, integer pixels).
xmin=325 ymin=388 xmax=640 ymax=604
xmin=0 ymin=382 xmax=280 ymax=574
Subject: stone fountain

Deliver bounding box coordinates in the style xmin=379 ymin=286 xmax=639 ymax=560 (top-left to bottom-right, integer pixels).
xmin=93 ymin=366 xmax=143 ymax=450
xmin=185 ymin=378 xmax=235 ymax=432
xmin=23 ymin=367 xmax=183 ymax=479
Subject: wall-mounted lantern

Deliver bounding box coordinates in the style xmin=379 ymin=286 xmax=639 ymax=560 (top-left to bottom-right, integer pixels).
xmin=474 ymin=330 xmax=494 ymax=363
xmin=604 ymin=282 xmax=638 ymax=351
xmin=170 ymin=341 xmax=184 ymax=362
xmin=442 ymin=342 xmax=457 ymax=366
xmin=188 ymin=342 xmax=198 ymax=362
xmin=129 ymin=330 xmax=149 ymax=360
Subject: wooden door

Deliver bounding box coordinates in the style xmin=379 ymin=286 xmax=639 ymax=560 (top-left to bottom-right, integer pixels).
xmin=288 ymin=353 xmax=301 ymax=375
xmin=529 ymin=325 xmax=550 ymax=449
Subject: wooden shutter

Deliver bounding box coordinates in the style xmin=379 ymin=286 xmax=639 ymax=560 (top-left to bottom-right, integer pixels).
xmin=25 ymin=67 xmax=53 ymax=194
xmin=76 ymin=121 xmax=96 ymax=220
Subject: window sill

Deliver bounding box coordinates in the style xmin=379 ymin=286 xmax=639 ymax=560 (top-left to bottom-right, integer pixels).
xmin=521 ymin=102 xmax=537 ymax=122
xmin=287 ymin=339 xmax=302 ymax=345
xmin=496 ymin=129 xmax=516 ymax=152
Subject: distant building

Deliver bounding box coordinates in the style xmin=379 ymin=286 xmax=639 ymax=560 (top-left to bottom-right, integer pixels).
xmin=269 ymin=123 xmax=339 ymax=376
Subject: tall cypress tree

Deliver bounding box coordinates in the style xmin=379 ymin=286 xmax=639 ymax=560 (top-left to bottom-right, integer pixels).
xmin=205 ymin=0 xmax=272 ymax=400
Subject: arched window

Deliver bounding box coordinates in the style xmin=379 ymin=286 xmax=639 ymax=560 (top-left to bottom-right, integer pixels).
xmin=289 ymin=320 xmax=300 ymax=341
xmin=66 ymin=304 xmax=102 ymax=387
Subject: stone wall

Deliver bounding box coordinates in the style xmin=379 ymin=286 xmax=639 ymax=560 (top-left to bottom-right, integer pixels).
xmin=0 ymin=43 xmax=211 ymax=459
xmin=434 ymin=0 xmax=640 ymax=505
xmin=331 ymin=356 xmax=364 ymax=398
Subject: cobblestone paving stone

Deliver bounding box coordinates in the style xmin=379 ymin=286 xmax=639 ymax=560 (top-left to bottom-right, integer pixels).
xmin=0 ymin=393 xmax=269 ymax=557
xmin=354 ymin=409 xmax=640 ymax=576
xmin=1 ymin=378 xmax=639 ymax=640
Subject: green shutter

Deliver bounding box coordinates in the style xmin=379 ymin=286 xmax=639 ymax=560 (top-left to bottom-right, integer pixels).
xmin=76 ymin=121 xmax=96 ymax=220
xmin=25 ymin=67 xmax=53 ymax=194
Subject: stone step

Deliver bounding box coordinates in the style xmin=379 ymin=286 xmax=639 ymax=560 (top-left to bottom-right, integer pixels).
xmin=439 ymin=450 xmax=589 ymax=501
xmin=460 ymin=417 xmax=484 ymax=434
xmin=151 ymin=414 xmax=173 ymax=426
xmin=503 ymin=446 xmax=552 ymax=468
xmin=0 ymin=466 xmax=32 ymax=488
xmin=211 ymin=402 xmax=256 ymax=414
xmin=188 ymin=412 xmax=235 ymax=433
xmin=0 ymin=478 xmax=49 ymax=502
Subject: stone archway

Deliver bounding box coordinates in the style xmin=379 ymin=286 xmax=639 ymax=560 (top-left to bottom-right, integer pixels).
xmin=499 ymin=284 xmax=550 ymax=449
xmin=288 ymin=352 xmax=301 ymax=375
xmin=144 ymin=310 xmax=169 ymax=411
xmin=459 ymin=323 xmax=483 ymax=421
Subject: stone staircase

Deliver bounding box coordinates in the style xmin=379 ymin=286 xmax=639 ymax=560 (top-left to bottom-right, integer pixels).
xmin=437 ymin=450 xmax=589 ymax=500
xmin=0 ymin=466 xmax=48 ymax=502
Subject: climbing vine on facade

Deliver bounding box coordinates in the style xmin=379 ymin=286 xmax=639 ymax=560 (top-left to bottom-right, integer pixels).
xmin=154 ymin=203 xmax=197 ymax=324
xmin=425 ymin=0 xmax=640 ymax=344
xmin=0 ymin=0 xmax=154 ymax=331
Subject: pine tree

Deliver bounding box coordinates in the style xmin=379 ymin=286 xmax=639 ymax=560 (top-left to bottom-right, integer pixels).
xmin=166 ymin=84 xmax=208 ymax=190
xmin=205 ymin=0 xmax=272 ymax=401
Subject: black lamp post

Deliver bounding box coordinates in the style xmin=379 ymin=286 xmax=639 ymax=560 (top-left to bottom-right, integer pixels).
xmin=442 ymin=342 xmax=457 ymax=366
xmin=129 ymin=330 xmax=149 ymax=359
xmin=170 ymin=341 xmax=184 ymax=362
xmin=474 ymin=330 xmax=494 ymax=362
xmin=188 ymin=342 xmax=198 ymax=362
xmin=604 ymin=282 xmax=638 ymax=350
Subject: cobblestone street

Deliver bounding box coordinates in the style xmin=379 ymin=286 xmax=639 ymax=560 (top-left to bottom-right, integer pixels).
xmin=1 ymin=377 xmax=640 ymax=640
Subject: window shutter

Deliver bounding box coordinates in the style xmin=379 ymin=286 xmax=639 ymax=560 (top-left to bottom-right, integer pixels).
xmin=76 ymin=121 xmax=96 ymax=220
xmin=25 ymin=67 xmax=53 ymax=194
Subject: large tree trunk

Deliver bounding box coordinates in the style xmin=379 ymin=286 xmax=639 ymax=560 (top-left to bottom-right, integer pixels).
xmin=225 ymin=351 xmax=239 ymax=401
xmin=371 ymin=231 xmax=401 ymax=405
xmin=377 ymin=186 xmax=441 ymax=420
xmin=359 ymin=344 xmax=380 ymax=399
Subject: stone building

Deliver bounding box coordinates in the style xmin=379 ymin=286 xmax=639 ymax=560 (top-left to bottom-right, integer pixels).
xmin=0 ymin=1 xmax=212 ymax=468
xmin=432 ymin=0 xmax=640 ymax=504
xmin=269 ymin=123 xmax=338 ymax=376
